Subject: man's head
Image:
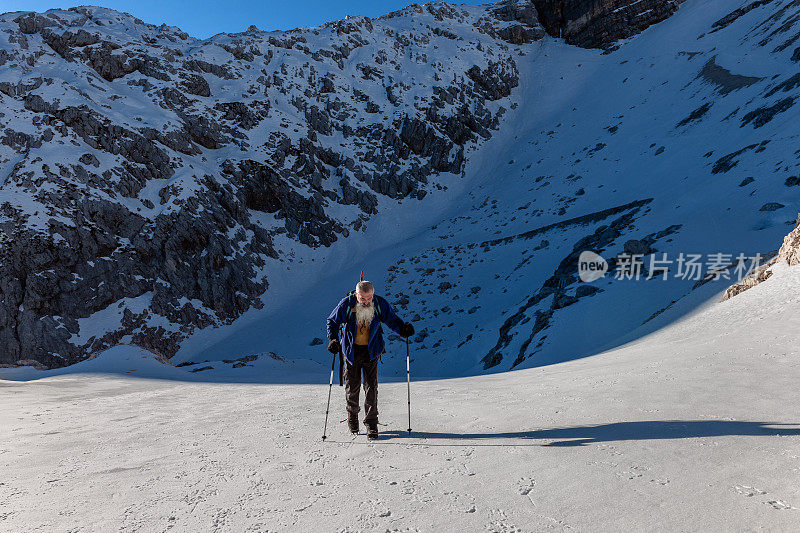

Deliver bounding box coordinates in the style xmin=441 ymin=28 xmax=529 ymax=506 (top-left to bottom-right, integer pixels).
xmin=354 ymin=280 xmax=375 ymax=328
xmin=355 ymin=280 xmax=374 ymax=307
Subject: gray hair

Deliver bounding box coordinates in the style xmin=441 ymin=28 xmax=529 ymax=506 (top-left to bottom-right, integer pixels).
xmin=355 ymin=280 xmax=374 ymax=294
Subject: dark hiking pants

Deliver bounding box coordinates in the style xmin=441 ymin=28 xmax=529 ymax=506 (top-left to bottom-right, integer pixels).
xmin=345 ymin=344 xmax=378 ymax=424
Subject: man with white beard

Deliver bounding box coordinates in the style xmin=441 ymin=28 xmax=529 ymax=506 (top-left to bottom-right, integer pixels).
xmin=326 ymin=280 xmax=415 ymax=439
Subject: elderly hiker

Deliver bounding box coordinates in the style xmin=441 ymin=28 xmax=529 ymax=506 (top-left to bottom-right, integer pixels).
xmin=326 ymin=280 xmax=415 ymax=439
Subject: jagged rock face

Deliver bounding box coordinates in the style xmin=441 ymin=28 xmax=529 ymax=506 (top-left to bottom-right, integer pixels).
xmin=777 ymin=214 xmax=800 ymax=267
xmin=532 ymin=0 xmax=686 ymax=48
xmin=723 ymin=210 xmax=800 ymax=301
xmin=0 ymin=2 xmax=545 ymax=367
xmin=0 ymin=0 xmax=690 ymax=368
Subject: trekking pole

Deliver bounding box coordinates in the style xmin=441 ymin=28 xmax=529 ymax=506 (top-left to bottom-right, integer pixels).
xmin=322 ymin=350 xmax=337 ymax=441
xmin=406 ymin=336 xmax=412 ymax=435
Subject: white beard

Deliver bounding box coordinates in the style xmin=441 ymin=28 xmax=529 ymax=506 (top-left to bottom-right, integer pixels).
xmin=355 ymin=301 xmax=375 ymax=330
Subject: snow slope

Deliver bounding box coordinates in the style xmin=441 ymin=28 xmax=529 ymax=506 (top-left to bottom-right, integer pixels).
xmin=1 ymin=251 xmax=799 ymax=531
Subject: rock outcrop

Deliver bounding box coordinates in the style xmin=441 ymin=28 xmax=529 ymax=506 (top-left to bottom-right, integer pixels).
xmin=533 ymin=0 xmax=686 ymax=48
xmin=723 ymin=210 xmax=800 ymax=301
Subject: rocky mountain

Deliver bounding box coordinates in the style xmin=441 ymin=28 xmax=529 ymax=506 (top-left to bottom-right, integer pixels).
xmin=0 ymin=1 xmax=545 ymax=367
xmin=2 ymin=0 xmax=799 ymax=372
xmin=183 ymin=0 xmax=798 ymax=379
xmin=0 ymin=0 xmax=689 ymax=369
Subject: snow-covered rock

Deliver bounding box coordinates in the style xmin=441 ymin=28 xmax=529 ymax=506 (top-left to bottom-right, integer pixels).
xmin=0 ymin=2 xmax=546 ymax=366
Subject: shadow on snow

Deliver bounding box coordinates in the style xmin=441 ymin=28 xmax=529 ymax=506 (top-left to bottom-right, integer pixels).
xmin=327 ymin=420 xmax=800 ymax=447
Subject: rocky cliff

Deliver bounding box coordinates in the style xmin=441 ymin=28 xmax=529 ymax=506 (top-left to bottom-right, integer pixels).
xmin=0 ymin=0 xmax=688 ymax=368
xmin=533 ymin=0 xmax=686 ymax=48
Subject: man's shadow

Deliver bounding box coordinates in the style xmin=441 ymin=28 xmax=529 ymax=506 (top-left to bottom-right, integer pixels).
xmin=369 ymin=420 xmax=800 ymax=447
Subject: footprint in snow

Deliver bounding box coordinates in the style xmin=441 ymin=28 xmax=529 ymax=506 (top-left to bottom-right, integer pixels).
xmin=735 ymin=485 xmax=767 ymax=497
xmin=766 ymin=500 xmax=797 ymax=510
xmin=517 ymin=478 xmax=535 ymax=496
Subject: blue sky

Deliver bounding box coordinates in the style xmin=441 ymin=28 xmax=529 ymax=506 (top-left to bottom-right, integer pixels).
xmin=0 ymin=1 xmax=488 ymax=38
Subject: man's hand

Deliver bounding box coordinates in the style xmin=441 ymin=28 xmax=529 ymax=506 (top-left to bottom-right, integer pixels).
xmin=327 ymin=338 xmax=341 ymax=354
xmin=399 ymin=322 xmax=415 ymax=338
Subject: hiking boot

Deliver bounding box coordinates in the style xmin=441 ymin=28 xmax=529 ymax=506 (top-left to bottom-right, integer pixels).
xmin=347 ymin=414 xmax=359 ymax=435
xmin=366 ymin=422 xmax=378 ymax=440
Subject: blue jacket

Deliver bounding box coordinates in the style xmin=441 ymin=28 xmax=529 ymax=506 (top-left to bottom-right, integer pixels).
xmin=326 ymin=293 xmax=405 ymax=364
